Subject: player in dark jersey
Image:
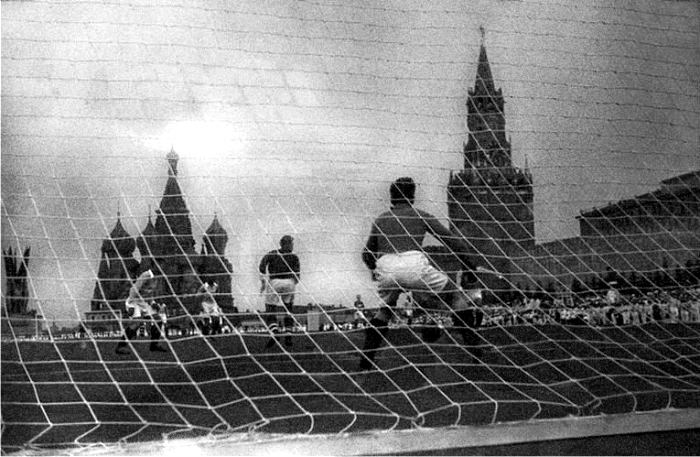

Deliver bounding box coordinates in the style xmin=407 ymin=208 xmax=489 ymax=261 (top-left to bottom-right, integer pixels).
xmin=259 ymin=235 xmax=300 ymax=347
xmin=360 ymin=177 xmax=478 ymax=370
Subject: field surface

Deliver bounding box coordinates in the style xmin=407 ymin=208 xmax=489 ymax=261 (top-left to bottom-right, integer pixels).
xmin=2 ymin=323 xmax=700 ymax=454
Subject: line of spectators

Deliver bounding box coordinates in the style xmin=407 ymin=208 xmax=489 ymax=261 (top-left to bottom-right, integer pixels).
xmin=9 ymin=287 xmax=698 ymax=342
xmin=391 ymin=286 xmax=700 ymax=328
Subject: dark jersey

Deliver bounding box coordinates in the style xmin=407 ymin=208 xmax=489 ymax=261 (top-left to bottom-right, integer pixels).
xmin=259 ymin=250 xmax=300 ymax=282
xmin=363 ymin=202 xmax=473 ymax=271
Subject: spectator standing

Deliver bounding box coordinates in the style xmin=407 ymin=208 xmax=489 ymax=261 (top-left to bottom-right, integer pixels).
xmin=156 ymin=302 xmax=168 ymax=337
xmin=353 ymin=294 xmax=366 ymax=329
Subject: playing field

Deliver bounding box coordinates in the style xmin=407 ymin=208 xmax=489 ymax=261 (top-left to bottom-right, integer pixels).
xmin=2 ymin=323 xmax=700 ymax=453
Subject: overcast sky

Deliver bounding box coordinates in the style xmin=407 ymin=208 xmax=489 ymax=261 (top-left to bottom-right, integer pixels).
xmin=2 ymin=0 xmax=698 ymax=324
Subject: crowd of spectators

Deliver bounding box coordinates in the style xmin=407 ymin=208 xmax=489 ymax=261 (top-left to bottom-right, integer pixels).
xmin=9 ymin=286 xmax=699 ymax=342
xmin=387 ymin=286 xmax=700 ymax=329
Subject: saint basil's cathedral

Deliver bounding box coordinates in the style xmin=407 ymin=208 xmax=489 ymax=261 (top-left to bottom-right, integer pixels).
xmin=84 ymin=149 xmax=236 ymax=331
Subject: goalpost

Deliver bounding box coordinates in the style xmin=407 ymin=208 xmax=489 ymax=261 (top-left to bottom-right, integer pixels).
xmin=2 ymin=0 xmax=699 ymax=455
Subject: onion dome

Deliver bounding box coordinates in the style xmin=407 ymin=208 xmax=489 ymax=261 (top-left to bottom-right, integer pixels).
xmin=204 ymin=214 xmax=228 ymax=254
xmin=103 ymin=215 xmax=135 ymax=256
xmin=137 ymin=212 xmax=158 ymax=257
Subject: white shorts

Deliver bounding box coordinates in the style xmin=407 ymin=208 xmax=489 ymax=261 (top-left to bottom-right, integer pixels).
xmin=202 ymin=301 xmax=221 ymax=316
xmin=125 ymin=300 xmax=155 ymax=319
xmin=265 ymin=278 xmax=296 ymax=306
xmin=375 ymin=251 xmax=448 ymax=295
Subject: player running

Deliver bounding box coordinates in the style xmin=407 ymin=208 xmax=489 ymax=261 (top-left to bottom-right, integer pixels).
xmin=115 ymin=269 xmax=167 ymax=354
xmin=196 ymin=281 xmax=223 ymax=335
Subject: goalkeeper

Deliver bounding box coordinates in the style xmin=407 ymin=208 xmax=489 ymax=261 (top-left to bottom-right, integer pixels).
xmin=359 ymin=177 xmax=477 ymax=370
xmin=115 ymin=269 xmax=167 ymax=354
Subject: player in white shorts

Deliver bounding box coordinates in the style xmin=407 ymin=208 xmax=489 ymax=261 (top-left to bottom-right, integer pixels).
xmin=197 ymin=281 xmax=222 ymax=335
xmin=374 ymin=250 xmax=449 ymax=304
xmin=359 ymin=177 xmax=477 ymax=370
xmin=116 ymin=269 xmax=167 ymax=354
xmin=259 ymin=235 xmax=300 ymax=347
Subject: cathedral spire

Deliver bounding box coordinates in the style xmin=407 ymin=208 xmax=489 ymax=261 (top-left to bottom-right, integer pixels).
xmin=137 ymin=205 xmax=158 ymax=259
xmin=157 ymin=148 xmax=195 ymax=254
xmin=167 ymin=145 xmax=179 ymax=176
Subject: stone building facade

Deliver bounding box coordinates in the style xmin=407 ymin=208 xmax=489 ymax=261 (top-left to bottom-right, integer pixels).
xmin=515 ymin=171 xmax=700 ymax=292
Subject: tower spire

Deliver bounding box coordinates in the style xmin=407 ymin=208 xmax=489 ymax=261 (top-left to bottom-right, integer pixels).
xmin=463 ymin=33 xmax=508 ymax=169
xmin=476 ymin=36 xmax=495 ymax=94
xmin=167 ymin=145 xmax=179 ymax=176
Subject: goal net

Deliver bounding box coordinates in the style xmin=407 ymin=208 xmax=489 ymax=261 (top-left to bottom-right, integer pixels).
xmin=2 ymin=0 xmax=699 ymax=455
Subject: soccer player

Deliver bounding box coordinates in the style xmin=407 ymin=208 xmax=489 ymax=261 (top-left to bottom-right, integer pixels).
xmin=359 ymin=177 xmax=476 ymax=370
xmin=115 ymin=269 xmax=167 ymax=354
xmin=197 ymin=281 xmax=222 ymax=335
xmin=259 ymin=235 xmax=301 ymax=347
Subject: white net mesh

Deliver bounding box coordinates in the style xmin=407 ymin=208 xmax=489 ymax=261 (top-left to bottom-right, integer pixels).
xmin=2 ymin=0 xmax=699 ymax=454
